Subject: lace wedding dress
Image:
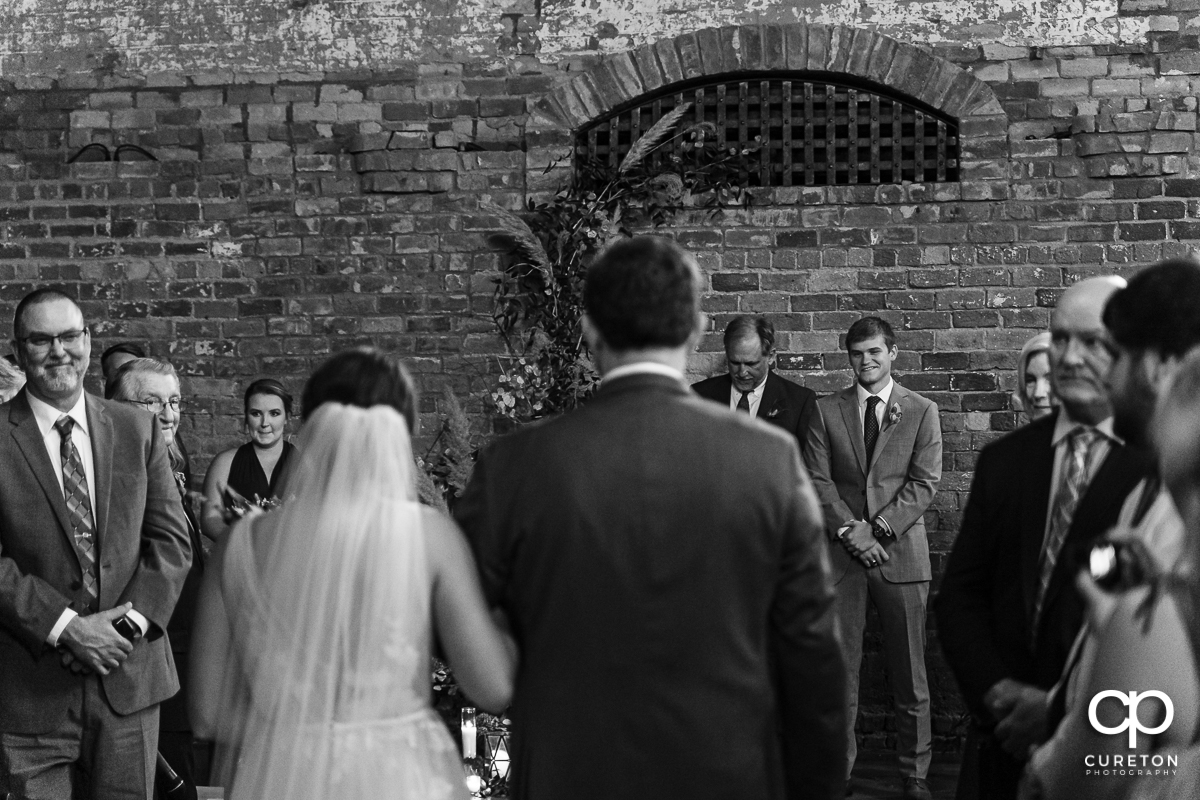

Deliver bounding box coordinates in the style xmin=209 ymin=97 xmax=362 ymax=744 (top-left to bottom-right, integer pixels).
xmin=211 ymin=404 xmax=469 ymax=800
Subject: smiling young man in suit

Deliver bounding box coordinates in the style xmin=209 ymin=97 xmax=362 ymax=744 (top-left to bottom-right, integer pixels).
xmin=806 ymin=316 xmax=942 ymax=800
xmin=692 ymin=315 xmax=817 ymax=454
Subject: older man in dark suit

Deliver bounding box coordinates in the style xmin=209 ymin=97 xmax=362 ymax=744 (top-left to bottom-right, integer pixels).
xmin=935 ymin=276 xmax=1150 ymax=800
xmin=456 ymin=236 xmax=847 ymax=800
xmin=0 ymin=289 xmax=191 ymax=800
xmin=692 ymin=315 xmax=817 ymax=455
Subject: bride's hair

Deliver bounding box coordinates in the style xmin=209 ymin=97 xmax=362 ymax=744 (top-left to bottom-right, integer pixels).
xmin=301 ymin=347 xmax=416 ymax=430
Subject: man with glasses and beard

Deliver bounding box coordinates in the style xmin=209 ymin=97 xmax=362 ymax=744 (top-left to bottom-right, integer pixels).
xmin=0 ymin=289 xmax=191 ymax=800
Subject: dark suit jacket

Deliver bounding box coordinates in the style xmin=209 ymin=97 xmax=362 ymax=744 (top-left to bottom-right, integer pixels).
xmin=692 ymin=371 xmax=817 ymax=456
xmin=807 ymin=382 xmax=942 ymax=584
xmin=0 ymin=390 xmax=192 ymax=734
xmin=456 ymin=372 xmax=847 ymax=800
xmin=935 ymin=413 xmax=1152 ymax=719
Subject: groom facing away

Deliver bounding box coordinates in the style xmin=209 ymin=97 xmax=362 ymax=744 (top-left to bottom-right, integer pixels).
xmin=456 ymin=236 xmax=848 ymax=800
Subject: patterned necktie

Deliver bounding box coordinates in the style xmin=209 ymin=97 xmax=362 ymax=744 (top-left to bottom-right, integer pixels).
xmin=1032 ymin=426 xmax=1100 ymax=635
xmin=54 ymin=416 xmax=98 ymax=611
xmin=736 ymin=391 xmax=750 ymax=413
xmin=864 ymin=395 xmax=882 ymax=465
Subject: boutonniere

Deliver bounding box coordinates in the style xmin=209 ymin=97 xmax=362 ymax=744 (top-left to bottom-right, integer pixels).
xmin=765 ymin=405 xmax=783 ymax=419
xmin=888 ymin=403 xmax=902 ymax=426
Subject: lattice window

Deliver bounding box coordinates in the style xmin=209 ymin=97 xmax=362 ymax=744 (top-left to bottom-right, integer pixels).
xmin=576 ymin=73 xmax=960 ymax=186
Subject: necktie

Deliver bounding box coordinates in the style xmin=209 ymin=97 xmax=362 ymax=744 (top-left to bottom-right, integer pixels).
xmin=55 ymin=416 xmax=99 ymax=611
xmin=736 ymin=391 xmax=751 ymax=413
xmin=864 ymin=395 xmax=882 ymax=465
xmin=1032 ymin=426 xmax=1100 ymax=636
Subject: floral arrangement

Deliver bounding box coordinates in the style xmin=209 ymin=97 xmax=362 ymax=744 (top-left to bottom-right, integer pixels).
xmin=432 ymin=657 xmax=512 ymax=796
xmin=484 ymin=102 xmax=759 ymax=425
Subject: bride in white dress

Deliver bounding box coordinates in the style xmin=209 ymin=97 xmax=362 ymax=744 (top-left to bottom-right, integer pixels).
xmin=189 ymin=349 xmax=517 ymax=798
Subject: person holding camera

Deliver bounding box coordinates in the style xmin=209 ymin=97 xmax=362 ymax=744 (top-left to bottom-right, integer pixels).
xmin=935 ymin=276 xmax=1153 ymax=800
xmin=1020 ymin=260 xmax=1200 ymax=800
xmin=0 ymin=290 xmax=191 ymax=800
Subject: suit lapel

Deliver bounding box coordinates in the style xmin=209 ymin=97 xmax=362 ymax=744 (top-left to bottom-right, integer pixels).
xmin=867 ymin=383 xmax=906 ymax=475
xmin=837 ymin=388 xmax=868 ymax=475
xmin=8 ymin=391 xmax=82 ymax=557
xmin=86 ymin=395 xmax=113 ymax=553
xmin=1019 ymin=416 xmax=1056 ymax=617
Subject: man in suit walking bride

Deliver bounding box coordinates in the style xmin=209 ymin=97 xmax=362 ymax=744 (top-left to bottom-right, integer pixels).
xmin=456 ymin=235 xmax=848 ymax=800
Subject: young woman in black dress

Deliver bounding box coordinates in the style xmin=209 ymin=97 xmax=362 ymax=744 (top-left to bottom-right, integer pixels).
xmin=201 ymin=378 xmax=297 ymax=538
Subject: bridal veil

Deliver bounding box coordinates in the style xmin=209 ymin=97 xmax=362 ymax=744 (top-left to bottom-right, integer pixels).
xmin=210 ymin=403 xmax=467 ymax=799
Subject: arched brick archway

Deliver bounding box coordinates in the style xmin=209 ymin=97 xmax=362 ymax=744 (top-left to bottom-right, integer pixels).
xmin=527 ymin=23 xmax=1005 ymax=140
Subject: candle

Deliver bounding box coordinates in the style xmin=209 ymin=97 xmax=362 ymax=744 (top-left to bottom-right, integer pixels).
xmin=461 ymin=707 xmax=477 ymax=760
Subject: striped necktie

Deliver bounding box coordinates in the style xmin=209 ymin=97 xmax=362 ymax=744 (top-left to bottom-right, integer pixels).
xmin=1032 ymin=426 xmax=1100 ymax=636
xmin=54 ymin=416 xmax=99 ymax=611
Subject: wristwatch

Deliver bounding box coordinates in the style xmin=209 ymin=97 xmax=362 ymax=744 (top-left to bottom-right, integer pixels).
xmin=871 ymin=518 xmax=892 ymax=539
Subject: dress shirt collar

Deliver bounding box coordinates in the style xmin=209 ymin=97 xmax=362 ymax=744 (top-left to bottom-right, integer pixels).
xmin=856 ymin=377 xmax=894 ymax=408
xmin=602 ymin=362 xmax=685 ymax=385
xmin=1051 ymin=408 xmax=1121 ymax=448
xmin=734 ymin=373 xmax=769 ymax=401
xmin=26 ymin=389 xmax=89 ymax=438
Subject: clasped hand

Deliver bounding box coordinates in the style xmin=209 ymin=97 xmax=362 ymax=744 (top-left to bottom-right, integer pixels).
xmin=841 ymin=520 xmax=889 ymax=569
xmin=985 ymin=677 xmax=1049 ymax=759
xmin=57 ymin=603 xmax=136 ymax=676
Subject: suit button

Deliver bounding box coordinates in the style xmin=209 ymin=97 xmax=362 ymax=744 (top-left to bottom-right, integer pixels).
xmin=70 ymin=580 xmax=82 ymax=590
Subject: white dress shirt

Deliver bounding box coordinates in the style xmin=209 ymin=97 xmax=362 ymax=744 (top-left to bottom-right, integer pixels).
xmin=837 ymin=378 xmax=897 ymax=539
xmin=856 ymin=377 xmax=894 ymax=432
xmin=602 ymin=362 xmax=685 ymax=384
xmin=27 ymin=392 xmax=149 ymax=645
xmin=728 ymin=374 xmax=769 ymax=418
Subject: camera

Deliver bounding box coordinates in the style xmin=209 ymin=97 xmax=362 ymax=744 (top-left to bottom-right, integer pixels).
xmin=1084 ymin=538 xmax=1153 ymax=593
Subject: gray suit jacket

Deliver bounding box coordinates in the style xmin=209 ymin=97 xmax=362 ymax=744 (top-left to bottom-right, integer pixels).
xmin=457 ymin=372 xmax=848 ymax=800
xmin=0 ymin=390 xmax=191 ymax=733
xmin=806 ymin=381 xmax=942 ymax=584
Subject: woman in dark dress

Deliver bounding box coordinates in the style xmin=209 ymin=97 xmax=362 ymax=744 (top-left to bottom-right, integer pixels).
xmin=201 ymin=378 xmax=297 ymax=538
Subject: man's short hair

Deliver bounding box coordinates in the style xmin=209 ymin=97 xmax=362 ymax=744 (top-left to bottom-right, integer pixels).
xmin=101 ymin=342 xmax=147 ymax=365
xmin=723 ymin=315 xmax=775 ymax=355
xmin=107 ymin=357 xmax=179 ymax=400
xmin=1103 ymin=259 xmax=1200 ymax=358
xmin=584 ymin=236 xmax=700 ymax=351
xmin=13 ymin=288 xmax=77 ymax=339
xmin=846 ymin=316 xmax=896 ymax=350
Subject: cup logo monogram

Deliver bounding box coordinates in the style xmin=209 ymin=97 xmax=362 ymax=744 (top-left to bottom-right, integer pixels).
xmin=1088 ymin=690 xmax=1174 ymax=748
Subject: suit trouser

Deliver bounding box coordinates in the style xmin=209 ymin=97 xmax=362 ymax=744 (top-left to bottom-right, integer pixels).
xmin=0 ymin=675 xmax=158 ymax=800
xmin=834 ymin=564 xmax=932 ymax=780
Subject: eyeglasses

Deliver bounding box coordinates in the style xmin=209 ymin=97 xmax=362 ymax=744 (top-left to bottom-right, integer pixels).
xmin=18 ymin=329 xmax=88 ymax=351
xmin=129 ymin=398 xmax=181 ymax=413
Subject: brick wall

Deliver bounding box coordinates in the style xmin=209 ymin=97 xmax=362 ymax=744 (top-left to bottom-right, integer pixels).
xmin=3 ymin=1 xmax=1200 ymax=754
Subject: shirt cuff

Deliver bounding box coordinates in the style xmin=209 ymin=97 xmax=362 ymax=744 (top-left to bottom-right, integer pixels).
xmin=836 ymin=523 xmax=854 ymax=539
xmin=125 ymin=608 xmax=150 ymax=638
xmin=47 ymin=608 xmax=78 ymax=647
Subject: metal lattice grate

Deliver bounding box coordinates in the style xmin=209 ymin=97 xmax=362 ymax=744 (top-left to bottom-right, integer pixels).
xmin=576 ymin=73 xmax=960 ymax=186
